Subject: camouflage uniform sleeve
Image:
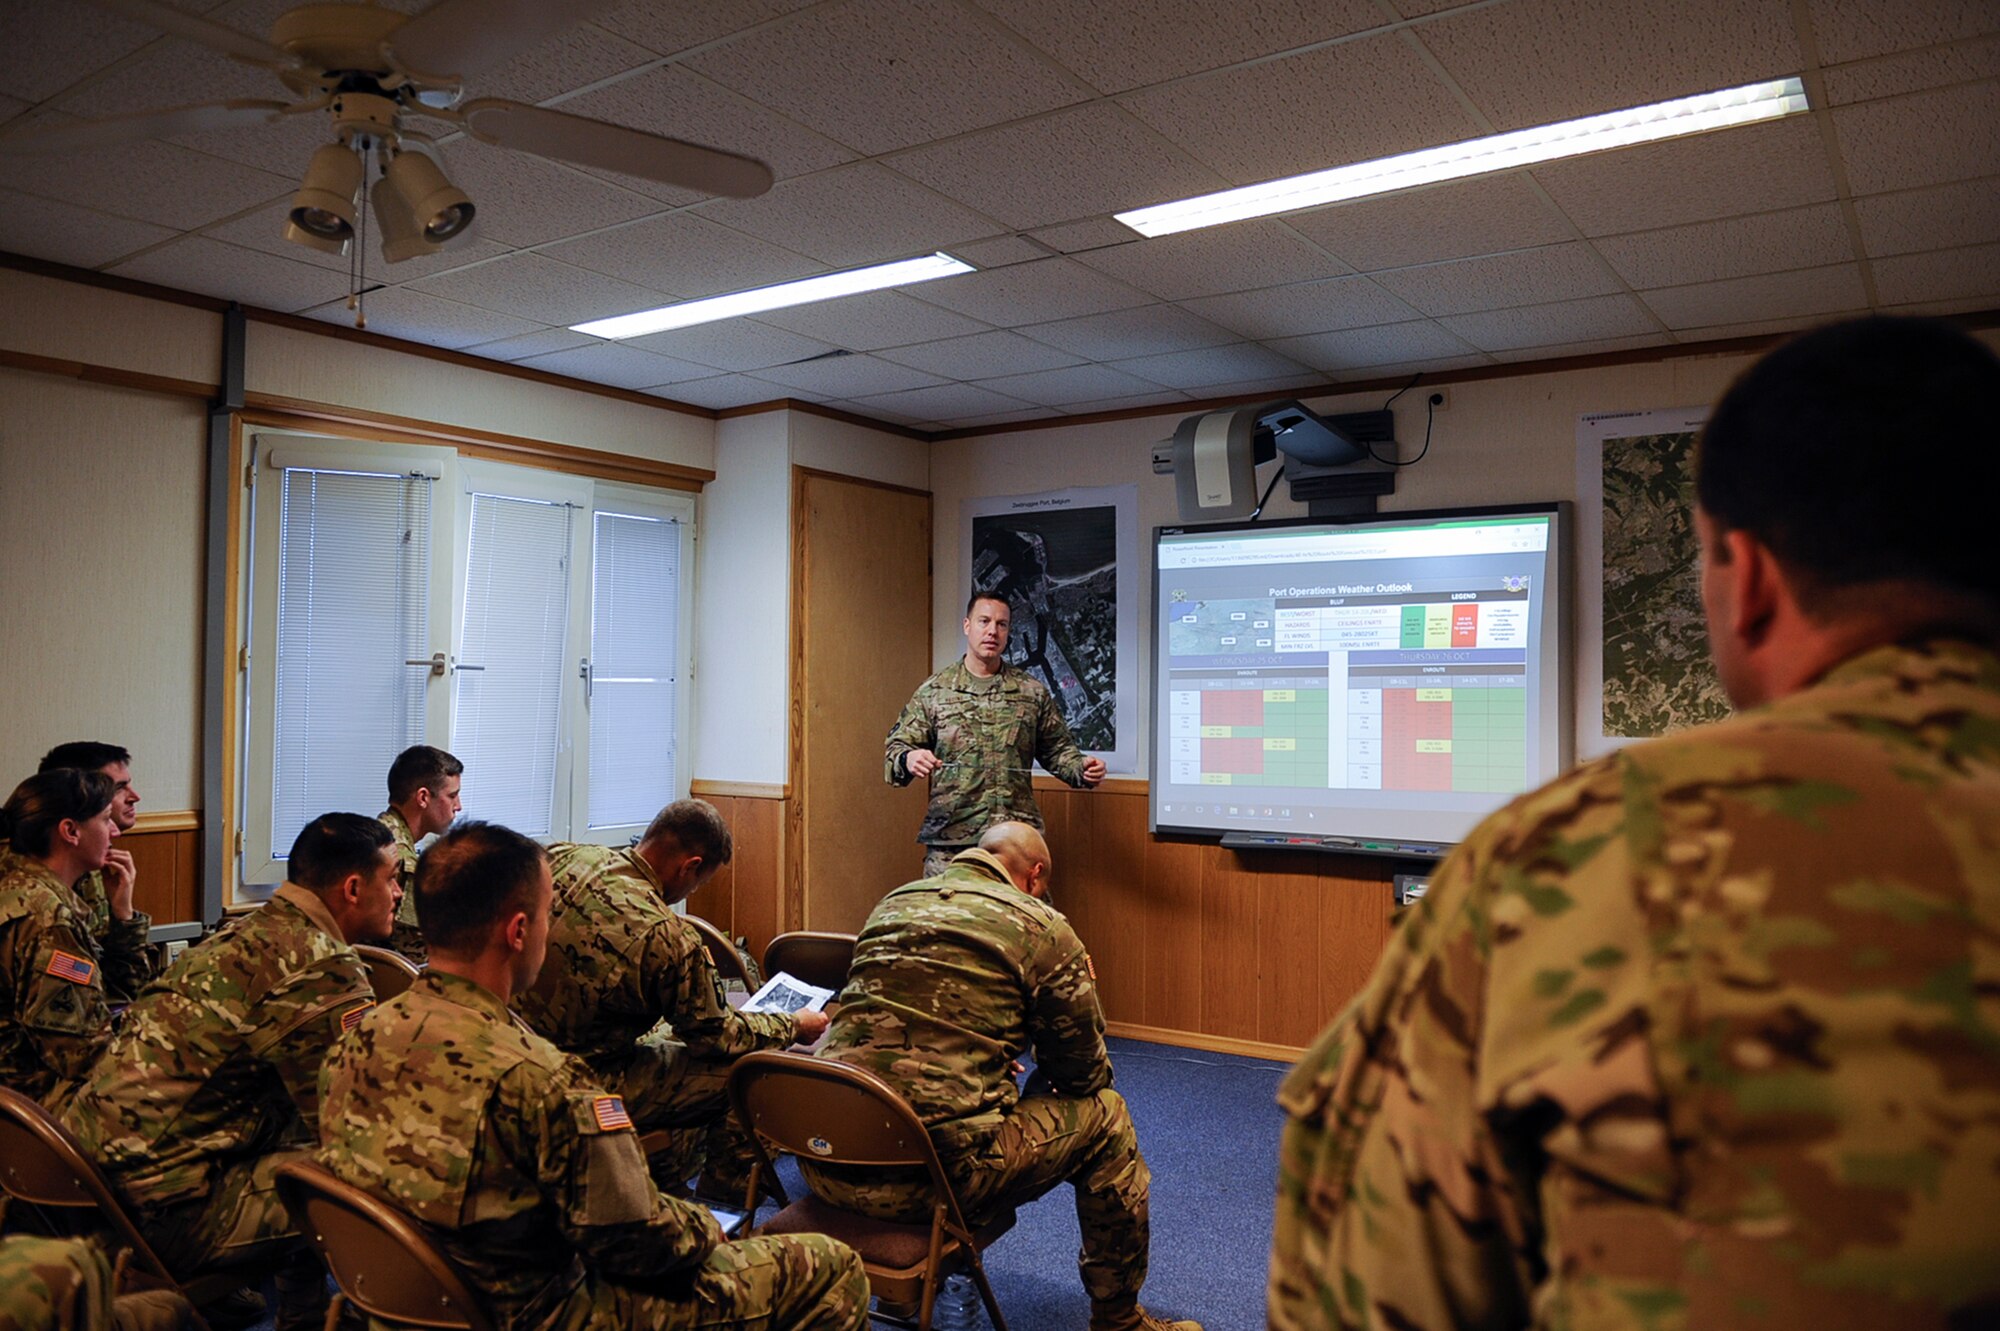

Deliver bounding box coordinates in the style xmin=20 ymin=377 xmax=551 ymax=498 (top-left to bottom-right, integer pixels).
xmin=99 ymin=905 xmax=159 ymax=1000
xmin=248 ymin=959 xmax=376 ymax=1137
xmin=1032 ymin=683 xmax=1089 ymax=785
xmin=884 ymin=677 xmax=939 ymax=786
xmin=644 ymin=918 xmax=796 ymax=1057
xmin=1 ymin=909 xmax=117 ymax=1086
xmin=496 ymin=1055 xmax=722 ymax=1280
xmin=1023 ymin=917 xmax=1112 ymax=1096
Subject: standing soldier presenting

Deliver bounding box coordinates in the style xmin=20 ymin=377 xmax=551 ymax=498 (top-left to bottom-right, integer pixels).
xmin=887 ymin=592 xmax=1105 ymax=877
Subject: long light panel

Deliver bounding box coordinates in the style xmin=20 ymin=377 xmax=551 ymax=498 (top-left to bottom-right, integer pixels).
xmin=1116 ymin=77 xmax=1809 ymax=238
xmin=573 ymin=251 xmax=975 ymax=339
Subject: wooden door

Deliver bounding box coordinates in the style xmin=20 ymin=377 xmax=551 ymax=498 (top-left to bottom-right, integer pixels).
xmin=791 ymin=468 xmax=932 ymax=931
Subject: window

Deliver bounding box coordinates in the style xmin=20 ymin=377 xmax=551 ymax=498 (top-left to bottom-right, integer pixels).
xmin=240 ymin=433 xmax=695 ymax=889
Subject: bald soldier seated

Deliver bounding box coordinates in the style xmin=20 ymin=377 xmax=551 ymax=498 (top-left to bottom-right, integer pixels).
xmin=512 ymin=799 xmax=826 ymax=1197
xmin=319 ymin=821 xmax=870 ymax=1331
xmin=804 ymin=822 xmax=1200 ymax=1331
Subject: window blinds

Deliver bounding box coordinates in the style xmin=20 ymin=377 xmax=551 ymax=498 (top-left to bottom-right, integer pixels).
xmin=588 ymin=510 xmax=680 ymax=830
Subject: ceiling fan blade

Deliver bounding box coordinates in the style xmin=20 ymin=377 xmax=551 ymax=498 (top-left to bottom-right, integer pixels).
xmin=386 ymin=0 xmax=629 ymax=83
xmin=80 ymin=0 xmax=294 ymax=68
xmin=0 ymin=100 xmax=292 ymax=154
xmin=461 ymin=100 xmax=775 ymax=199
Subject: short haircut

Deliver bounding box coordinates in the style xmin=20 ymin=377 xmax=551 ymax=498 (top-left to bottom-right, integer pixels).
xmin=965 ymin=589 xmax=1009 ymax=616
xmin=38 ymin=741 xmax=130 ymax=774
xmin=415 ymin=821 xmax=548 ymax=953
xmin=641 ymin=799 xmax=733 ymax=866
xmin=3 ymin=769 xmax=116 ymax=857
xmin=1697 ymin=316 xmax=2000 ymax=609
xmin=288 ymin=813 xmax=393 ymax=891
xmin=387 ymin=745 xmax=463 ymax=805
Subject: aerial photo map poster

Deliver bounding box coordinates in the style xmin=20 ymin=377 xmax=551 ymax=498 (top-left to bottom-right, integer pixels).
xmin=962 ymin=483 xmax=1139 ymax=774
xmin=1575 ymin=407 xmax=1729 ymax=758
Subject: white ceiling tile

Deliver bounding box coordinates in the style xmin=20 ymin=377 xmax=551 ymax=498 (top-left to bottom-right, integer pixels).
xmin=1070 ymin=221 xmax=1347 ymax=301
xmin=1183 ymin=275 xmax=1422 ymax=340
xmin=888 ymin=101 xmax=1225 ymax=231
xmin=846 ymin=381 xmax=1039 ymax=422
xmin=1672 ymin=313 xmax=1863 ymax=344
xmin=684 ymin=0 xmax=1088 ymax=156
xmin=1637 ymin=264 xmax=1870 ymax=331
xmin=1806 ymin=0 xmax=2000 ymax=66
xmin=470 ymin=22 xmax=660 ymax=107
xmin=1415 ymin=0 xmax=1801 ymax=132
xmin=1109 ymin=343 xmax=1310 ymax=390
xmin=646 ymin=375 xmax=780 ymax=410
xmin=977 ymin=362 xmax=1170 ymax=406
xmin=1487 ymin=332 xmax=1666 ymax=363
xmin=54 ymin=25 xmax=287 ymax=116
xmin=172 ymin=112 xmax=346 ymax=185
xmin=1876 ymin=292 xmax=2000 ymax=317
xmin=0 ymin=6 xmax=157 ymax=103
xmin=405 ymin=253 xmax=675 ymax=325
xmin=950 ymin=235 xmax=1050 ymax=269
xmin=107 ymin=235 xmax=343 ymax=311
xmin=625 ymin=320 xmax=842 ymax=372
xmin=540 ymin=212 xmax=822 ymax=299
xmin=560 ymin=64 xmax=857 ymax=200
xmin=298 ymin=286 xmax=547 ymax=349
xmin=1029 ymin=217 xmax=1139 ymax=253
xmin=1872 ymin=241 xmax=2000 ymax=305
xmin=1285 ymin=174 xmax=1577 ymax=273
xmin=1018 ymin=304 xmax=1238 ymax=358
xmin=877 ymin=330 xmax=1083 ymax=378
xmin=517 ymin=342 xmax=716 ymax=389
xmin=694 ymin=162 xmax=1002 ymax=267
xmin=1372 ymin=242 xmax=1625 ymax=318
xmin=1439 ymin=293 xmax=1660 ymax=351
xmin=201 ymin=199 xmax=516 ymax=282
xmin=0 ymin=188 xmax=175 ymax=269
xmin=1595 ymin=204 xmax=1856 ymax=289
xmin=908 ymin=256 xmax=1152 ymax=325
xmin=1852 ymin=178 xmax=2000 ymax=257
xmin=1267 ymin=320 xmax=1481 ymax=371
xmin=1121 ymin=33 xmax=1480 ymax=186
xmin=1055 ymin=389 xmax=1201 ymax=415
xmin=976 ymin=0 xmax=1383 ymax=94
xmin=1821 ymin=35 xmax=2000 ymax=105
xmin=432 ymin=138 xmax=664 ymax=249
xmin=1533 ymin=118 xmax=1837 ymax=235
xmin=1832 ymin=81 xmax=2000 ymax=196
xmin=1164 ymin=375 xmax=1310 ymax=402
xmin=753 ymin=291 xmax=991 ymax=349
xmin=462 ymin=327 xmax=598 ymax=361
xmin=752 ymin=352 xmax=950 ymax=397
xmin=595 ymin=0 xmax=821 ymax=58
xmin=0 ymin=133 xmax=293 ymax=231
xmin=0 ymin=94 xmax=27 ymax=126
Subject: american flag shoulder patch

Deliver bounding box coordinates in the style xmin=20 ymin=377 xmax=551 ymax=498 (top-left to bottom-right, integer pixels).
xmin=593 ymin=1095 xmax=633 ymax=1132
xmin=340 ymin=1001 xmax=375 ymax=1032
xmin=1086 ymin=953 xmax=1096 ymax=980
xmin=45 ymin=950 xmax=96 ymax=985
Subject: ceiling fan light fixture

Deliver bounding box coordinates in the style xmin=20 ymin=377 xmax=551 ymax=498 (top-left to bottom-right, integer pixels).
xmin=288 ymin=142 xmax=364 ymax=242
xmin=384 ymin=149 xmax=475 ymax=242
xmin=572 ymin=252 xmax=977 ymax=339
xmin=372 ymin=173 xmax=440 ymax=264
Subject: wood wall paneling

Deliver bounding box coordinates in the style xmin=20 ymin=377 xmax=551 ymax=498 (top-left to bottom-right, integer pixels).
xmin=120 ymin=811 xmax=202 ymax=925
xmin=685 ymin=788 xmax=786 ymax=963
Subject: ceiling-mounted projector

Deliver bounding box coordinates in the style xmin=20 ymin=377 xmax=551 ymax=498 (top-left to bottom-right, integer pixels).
xmin=1152 ymin=399 xmax=1378 ymax=522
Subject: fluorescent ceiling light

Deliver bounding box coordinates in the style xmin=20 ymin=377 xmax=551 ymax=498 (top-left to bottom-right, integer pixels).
xmin=573 ymin=251 xmax=976 ymax=339
xmin=1115 ymin=77 xmax=1809 ymax=238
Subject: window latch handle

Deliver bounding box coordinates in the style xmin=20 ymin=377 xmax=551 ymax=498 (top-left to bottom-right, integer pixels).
xmin=405 ymin=652 xmax=448 ymax=678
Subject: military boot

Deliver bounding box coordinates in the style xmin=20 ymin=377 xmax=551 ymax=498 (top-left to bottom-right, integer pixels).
xmin=1089 ymin=1298 xmax=1203 ymax=1331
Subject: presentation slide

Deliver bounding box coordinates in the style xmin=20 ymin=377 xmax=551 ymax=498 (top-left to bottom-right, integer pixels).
xmin=1149 ymin=504 xmax=1570 ymax=853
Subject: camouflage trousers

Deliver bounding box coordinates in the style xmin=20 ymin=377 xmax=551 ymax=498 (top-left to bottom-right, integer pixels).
xmin=138 ymin=1151 xmax=325 ymax=1330
xmin=0 ymin=1234 xmax=114 ymax=1331
xmin=595 ymin=1031 xmax=759 ymax=1192
xmin=921 ymin=846 xmax=970 ymax=878
xmin=558 ymin=1233 xmax=869 ymax=1330
xmin=802 ymin=1088 xmax=1151 ymax=1304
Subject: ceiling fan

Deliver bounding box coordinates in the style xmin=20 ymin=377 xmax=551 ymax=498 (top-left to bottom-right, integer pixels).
xmin=0 ymin=0 xmax=775 ymax=264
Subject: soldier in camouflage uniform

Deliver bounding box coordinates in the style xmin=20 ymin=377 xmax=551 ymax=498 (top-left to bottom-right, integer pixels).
xmin=0 ymin=770 xmax=125 ymax=1108
xmin=806 ymin=822 xmax=1199 ymax=1331
xmin=376 ymin=743 xmax=462 ymax=964
xmin=61 ymin=813 xmax=401 ymax=1330
xmin=27 ymin=743 xmax=159 ymax=1001
xmin=888 ymin=592 xmax=1106 ymax=876
xmin=1269 ymin=316 xmax=2000 ymax=1330
xmin=321 ymin=820 xmax=869 ymax=1331
xmin=512 ymin=799 xmax=825 ymax=1196
xmin=0 ymin=1235 xmax=191 ymax=1331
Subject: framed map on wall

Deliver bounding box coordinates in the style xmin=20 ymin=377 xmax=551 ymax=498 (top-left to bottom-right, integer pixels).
xmin=1575 ymin=407 xmax=1729 ymax=758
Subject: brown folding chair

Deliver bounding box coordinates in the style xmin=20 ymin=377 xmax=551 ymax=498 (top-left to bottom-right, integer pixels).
xmin=353 ymin=943 xmax=422 ymax=1002
xmin=275 ymin=1159 xmax=495 ymax=1331
xmin=0 ymin=1086 xmax=232 ymax=1330
xmin=727 ymin=1051 xmax=1012 ymax=1331
xmin=762 ymin=931 xmax=857 ymax=994
xmin=683 ymin=912 xmax=751 ymax=990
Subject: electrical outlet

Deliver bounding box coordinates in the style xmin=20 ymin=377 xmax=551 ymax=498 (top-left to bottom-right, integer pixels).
xmin=1426 ymin=388 xmax=1450 ymax=413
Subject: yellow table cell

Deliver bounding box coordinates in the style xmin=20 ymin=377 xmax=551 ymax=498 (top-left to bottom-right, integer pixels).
xmin=1262 ymin=689 xmax=1296 ymax=702
xmin=1263 ymin=737 xmax=1296 ymax=751
xmin=1415 ymin=739 xmax=1452 ymax=753
xmin=1200 ymin=725 xmax=1233 ymax=738
xmin=1201 ymin=772 xmax=1233 ymax=785
xmin=1415 ymin=688 xmax=1453 ymax=702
